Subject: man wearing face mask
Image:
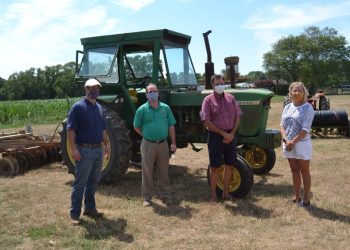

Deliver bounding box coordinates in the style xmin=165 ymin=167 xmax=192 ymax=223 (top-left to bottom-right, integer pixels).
xmin=133 ymin=83 xmax=177 ymax=207
xmin=201 ymin=74 xmax=242 ymax=202
xmin=67 ymin=78 xmax=110 ymax=225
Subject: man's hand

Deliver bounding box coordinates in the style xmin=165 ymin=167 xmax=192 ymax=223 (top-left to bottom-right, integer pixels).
xmin=71 ymin=146 xmax=81 ymax=161
xmin=222 ymin=132 xmax=234 ymax=144
xmin=170 ymin=144 xmax=177 ymax=154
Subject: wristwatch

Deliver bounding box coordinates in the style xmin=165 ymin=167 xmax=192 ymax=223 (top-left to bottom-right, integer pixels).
xmin=282 ymin=138 xmax=287 ymax=143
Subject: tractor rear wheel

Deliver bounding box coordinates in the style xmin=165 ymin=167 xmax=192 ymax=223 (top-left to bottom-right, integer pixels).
xmin=206 ymin=155 xmax=254 ymax=198
xmin=242 ymin=147 xmax=276 ymax=175
xmin=319 ymin=95 xmax=330 ymax=110
xmin=60 ymin=108 xmax=132 ymax=184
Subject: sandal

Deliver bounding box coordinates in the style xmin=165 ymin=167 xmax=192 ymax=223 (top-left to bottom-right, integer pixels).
xmin=222 ymin=195 xmax=234 ymax=201
xmin=292 ymin=198 xmax=301 ymax=203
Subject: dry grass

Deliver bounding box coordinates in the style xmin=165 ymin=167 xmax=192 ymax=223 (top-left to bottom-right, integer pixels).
xmin=1 ymin=95 xmax=350 ymax=249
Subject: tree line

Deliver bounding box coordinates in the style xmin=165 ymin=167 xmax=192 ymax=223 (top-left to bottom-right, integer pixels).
xmin=0 ymin=62 xmax=83 ymax=101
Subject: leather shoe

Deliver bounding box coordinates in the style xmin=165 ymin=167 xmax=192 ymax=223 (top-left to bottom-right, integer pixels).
xmin=143 ymin=200 xmax=152 ymax=207
xmin=83 ymin=209 xmax=104 ymax=218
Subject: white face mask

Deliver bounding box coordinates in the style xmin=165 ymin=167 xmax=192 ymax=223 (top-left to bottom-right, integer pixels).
xmin=214 ymin=84 xmax=225 ymax=94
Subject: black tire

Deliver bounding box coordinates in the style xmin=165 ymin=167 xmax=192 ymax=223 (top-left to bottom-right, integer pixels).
xmin=283 ymin=96 xmax=291 ymax=109
xmin=60 ymin=108 xmax=132 ymax=184
xmin=206 ymin=155 xmax=254 ymax=198
xmin=319 ymin=95 xmax=330 ymax=110
xmin=242 ymin=147 xmax=276 ymax=175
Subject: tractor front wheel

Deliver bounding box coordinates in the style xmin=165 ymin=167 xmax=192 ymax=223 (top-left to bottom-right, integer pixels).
xmin=206 ymin=155 xmax=254 ymax=198
xmin=242 ymin=147 xmax=276 ymax=175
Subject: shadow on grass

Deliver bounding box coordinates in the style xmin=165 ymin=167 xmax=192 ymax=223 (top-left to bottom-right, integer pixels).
xmin=151 ymin=201 xmax=195 ymax=219
xmin=80 ymin=217 xmax=134 ymax=242
xmin=223 ymin=200 xmax=273 ymax=219
xmin=306 ymin=205 xmax=350 ymax=224
xmin=252 ymin=181 xmax=294 ymax=198
xmin=98 ymin=164 xmax=209 ymax=205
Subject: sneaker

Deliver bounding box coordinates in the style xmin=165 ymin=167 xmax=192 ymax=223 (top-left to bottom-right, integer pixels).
xmin=143 ymin=200 xmax=152 ymax=207
xmin=299 ymin=199 xmax=311 ymax=208
xmin=70 ymin=217 xmax=80 ymax=225
xmin=83 ymin=209 xmax=104 ymax=218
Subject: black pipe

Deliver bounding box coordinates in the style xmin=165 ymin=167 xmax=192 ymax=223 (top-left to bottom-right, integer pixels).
xmin=203 ymin=30 xmax=214 ymax=90
xmin=312 ymin=110 xmax=349 ymax=127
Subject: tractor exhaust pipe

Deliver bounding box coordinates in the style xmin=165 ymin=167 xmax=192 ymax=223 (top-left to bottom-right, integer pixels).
xmin=203 ymin=30 xmax=214 ymax=90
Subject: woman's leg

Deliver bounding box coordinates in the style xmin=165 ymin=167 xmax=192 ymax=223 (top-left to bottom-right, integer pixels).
xmin=288 ymin=158 xmax=301 ymax=201
xmin=298 ymin=159 xmax=311 ymax=202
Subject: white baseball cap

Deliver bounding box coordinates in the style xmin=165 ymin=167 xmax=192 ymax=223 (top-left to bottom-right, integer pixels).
xmin=84 ymin=79 xmax=102 ymax=87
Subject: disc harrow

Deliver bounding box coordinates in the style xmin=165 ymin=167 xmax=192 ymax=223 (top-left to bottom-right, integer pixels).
xmin=0 ymin=130 xmax=61 ymax=178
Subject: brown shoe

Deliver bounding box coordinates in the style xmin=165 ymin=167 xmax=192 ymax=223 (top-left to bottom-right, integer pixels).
xmin=70 ymin=217 xmax=80 ymax=225
xmin=83 ymin=209 xmax=104 ymax=218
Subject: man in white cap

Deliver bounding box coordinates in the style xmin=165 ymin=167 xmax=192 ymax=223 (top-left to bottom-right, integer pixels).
xmin=67 ymin=78 xmax=110 ymax=225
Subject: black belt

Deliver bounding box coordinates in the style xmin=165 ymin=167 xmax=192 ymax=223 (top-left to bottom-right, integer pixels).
xmin=78 ymin=143 xmax=101 ymax=148
xmin=144 ymin=138 xmax=167 ymax=144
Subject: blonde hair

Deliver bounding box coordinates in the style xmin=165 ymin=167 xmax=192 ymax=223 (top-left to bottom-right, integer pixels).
xmin=288 ymin=82 xmax=309 ymax=101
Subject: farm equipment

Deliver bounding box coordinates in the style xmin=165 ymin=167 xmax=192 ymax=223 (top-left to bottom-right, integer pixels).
xmin=284 ymin=91 xmax=350 ymax=136
xmin=0 ymin=130 xmax=61 ymax=178
xmin=60 ymin=29 xmax=281 ymax=198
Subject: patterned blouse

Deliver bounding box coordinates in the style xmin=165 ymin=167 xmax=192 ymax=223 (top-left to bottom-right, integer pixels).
xmin=281 ymin=102 xmax=314 ymax=141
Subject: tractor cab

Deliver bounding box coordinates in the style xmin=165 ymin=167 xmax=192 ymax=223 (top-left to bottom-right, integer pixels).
xmin=75 ymin=29 xmax=198 ymax=109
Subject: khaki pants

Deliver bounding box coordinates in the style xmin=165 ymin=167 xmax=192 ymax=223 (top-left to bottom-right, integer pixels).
xmin=141 ymin=139 xmax=170 ymax=200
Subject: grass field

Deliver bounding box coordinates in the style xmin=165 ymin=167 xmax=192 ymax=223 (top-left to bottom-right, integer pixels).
xmin=0 ymin=95 xmax=349 ymax=249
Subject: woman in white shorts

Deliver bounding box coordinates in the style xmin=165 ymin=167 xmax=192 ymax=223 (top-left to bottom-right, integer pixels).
xmin=280 ymin=82 xmax=314 ymax=207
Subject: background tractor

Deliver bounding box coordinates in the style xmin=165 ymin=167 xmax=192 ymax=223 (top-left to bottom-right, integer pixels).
xmin=284 ymin=90 xmax=350 ymax=136
xmin=60 ymin=29 xmax=281 ymax=198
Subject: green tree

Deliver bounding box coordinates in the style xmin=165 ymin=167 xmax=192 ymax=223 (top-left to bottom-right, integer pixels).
xmin=0 ymin=62 xmax=77 ymax=100
xmin=263 ymin=26 xmax=350 ymax=92
xmin=246 ymin=71 xmax=266 ymax=83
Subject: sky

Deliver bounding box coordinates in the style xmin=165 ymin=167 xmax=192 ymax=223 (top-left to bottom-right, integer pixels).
xmin=1 ymin=0 xmax=350 ymax=80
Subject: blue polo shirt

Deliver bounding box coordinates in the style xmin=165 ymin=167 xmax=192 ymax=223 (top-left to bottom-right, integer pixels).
xmin=134 ymin=101 xmax=176 ymax=141
xmin=67 ymin=98 xmax=106 ymax=145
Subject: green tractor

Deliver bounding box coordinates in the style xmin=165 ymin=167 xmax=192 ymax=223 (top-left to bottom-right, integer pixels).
xmin=60 ymin=29 xmax=281 ymax=198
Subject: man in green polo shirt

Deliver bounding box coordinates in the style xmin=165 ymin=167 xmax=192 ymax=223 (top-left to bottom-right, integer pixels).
xmin=134 ymin=83 xmax=177 ymax=207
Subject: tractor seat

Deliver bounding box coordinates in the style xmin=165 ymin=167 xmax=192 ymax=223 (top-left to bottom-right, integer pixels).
xmin=128 ymin=89 xmax=139 ymax=104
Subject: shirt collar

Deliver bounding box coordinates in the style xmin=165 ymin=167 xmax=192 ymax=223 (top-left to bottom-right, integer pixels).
xmin=213 ymin=91 xmax=225 ymax=99
xmin=146 ymin=100 xmax=160 ymax=110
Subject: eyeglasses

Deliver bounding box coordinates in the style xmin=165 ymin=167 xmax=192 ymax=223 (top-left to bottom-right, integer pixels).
xmin=213 ymin=83 xmax=225 ymax=86
xmin=148 ymin=90 xmax=157 ymax=93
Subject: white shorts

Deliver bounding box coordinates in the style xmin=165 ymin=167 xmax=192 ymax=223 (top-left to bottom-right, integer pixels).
xmin=283 ymin=139 xmax=313 ymax=160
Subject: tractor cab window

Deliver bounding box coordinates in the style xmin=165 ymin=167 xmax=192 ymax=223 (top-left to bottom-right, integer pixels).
xmin=124 ymin=51 xmax=153 ymax=85
xmin=78 ymin=46 xmax=119 ymax=83
xmin=163 ymin=45 xmax=197 ymax=86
